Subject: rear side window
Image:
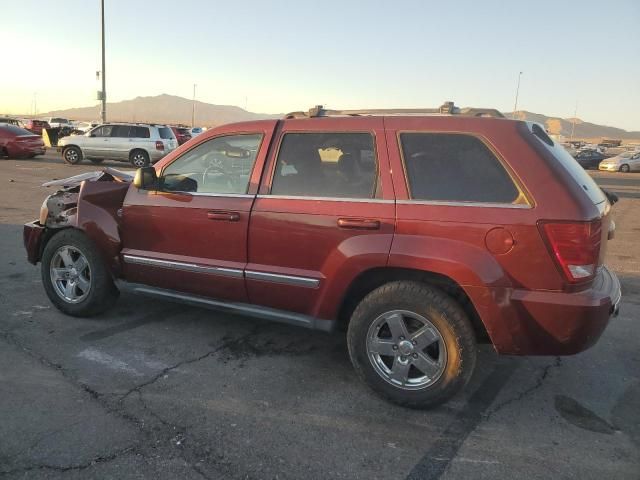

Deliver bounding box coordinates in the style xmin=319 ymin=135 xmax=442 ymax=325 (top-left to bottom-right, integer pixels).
xmin=130 ymin=126 xmax=150 ymax=138
xmin=271 ymin=132 xmax=377 ymax=198
xmin=111 ymin=125 xmax=131 ymax=138
xmin=400 ymin=133 xmax=519 ymax=203
xmin=158 ymin=127 xmax=174 ymax=139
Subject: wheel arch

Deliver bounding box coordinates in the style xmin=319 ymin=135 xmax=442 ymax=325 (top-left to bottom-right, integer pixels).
xmin=336 ymin=266 xmax=490 ymax=343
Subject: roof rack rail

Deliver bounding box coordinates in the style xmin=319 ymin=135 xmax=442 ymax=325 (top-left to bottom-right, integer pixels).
xmin=284 ymin=101 xmax=504 ymax=119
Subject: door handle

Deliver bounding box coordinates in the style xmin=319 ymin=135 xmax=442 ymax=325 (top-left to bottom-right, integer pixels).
xmin=207 ymin=211 xmax=240 ymax=222
xmin=337 ymin=218 xmax=381 ymax=230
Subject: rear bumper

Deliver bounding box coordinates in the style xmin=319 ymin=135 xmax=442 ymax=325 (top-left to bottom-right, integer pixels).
xmin=468 ymin=266 xmax=621 ymax=355
xmin=23 ymin=221 xmax=46 ymax=265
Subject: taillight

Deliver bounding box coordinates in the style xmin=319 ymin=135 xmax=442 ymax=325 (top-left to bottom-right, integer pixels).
xmin=155 ymin=141 xmax=164 ymax=151
xmin=539 ymin=220 xmax=602 ymax=283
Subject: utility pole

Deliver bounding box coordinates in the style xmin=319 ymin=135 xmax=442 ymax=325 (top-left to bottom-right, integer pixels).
xmin=570 ymin=101 xmax=578 ymax=142
xmin=192 ymin=84 xmax=197 ymax=127
xmin=100 ymin=0 xmax=107 ymax=123
xmin=512 ymin=71 xmax=523 ymax=119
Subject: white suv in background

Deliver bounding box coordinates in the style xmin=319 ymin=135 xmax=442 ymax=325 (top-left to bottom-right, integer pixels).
xmin=58 ymin=123 xmax=178 ymax=167
xmin=45 ymin=117 xmax=72 ymax=128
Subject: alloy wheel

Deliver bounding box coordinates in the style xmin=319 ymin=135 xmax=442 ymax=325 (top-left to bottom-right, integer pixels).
xmin=49 ymin=246 xmax=91 ymax=303
xmin=366 ymin=310 xmax=447 ymax=390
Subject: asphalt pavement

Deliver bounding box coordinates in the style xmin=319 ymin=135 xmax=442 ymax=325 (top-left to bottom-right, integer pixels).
xmin=0 ymin=151 xmax=638 ymax=479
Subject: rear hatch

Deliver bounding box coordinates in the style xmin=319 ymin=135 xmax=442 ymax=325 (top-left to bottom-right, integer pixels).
xmin=525 ymin=122 xmax=611 ymax=284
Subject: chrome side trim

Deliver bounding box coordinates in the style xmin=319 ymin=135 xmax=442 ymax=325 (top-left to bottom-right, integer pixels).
xmin=123 ymin=254 xmax=244 ymax=278
xmin=245 ymin=270 xmax=320 ymax=288
xmin=256 ymin=195 xmax=394 ymax=204
xmin=129 ymin=285 xmax=335 ymax=332
xmin=159 ymin=191 xmax=254 ymax=198
xmin=395 ymin=200 xmax=531 ymax=209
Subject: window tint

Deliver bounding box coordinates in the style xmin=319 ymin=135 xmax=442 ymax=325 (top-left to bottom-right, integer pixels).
xmin=158 ymin=127 xmax=174 ymax=139
xmin=130 ymin=126 xmax=150 ymax=138
xmin=400 ymin=133 xmax=519 ymax=203
xmin=92 ymin=125 xmax=114 ymax=137
xmin=161 ymin=134 xmax=262 ymax=194
xmin=271 ymin=133 xmax=377 ymax=198
xmin=111 ymin=125 xmax=131 ymax=138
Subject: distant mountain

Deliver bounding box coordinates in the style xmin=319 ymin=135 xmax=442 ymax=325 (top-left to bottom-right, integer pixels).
xmin=507 ymin=111 xmax=640 ymax=141
xmin=42 ymin=95 xmax=639 ymax=141
xmin=42 ymin=94 xmax=280 ymax=127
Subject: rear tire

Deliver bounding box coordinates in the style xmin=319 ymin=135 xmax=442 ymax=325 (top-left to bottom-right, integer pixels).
xmin=62 ymin=146 xmax=83 ymax=165
xmin=41 ymin=229 xmax=118 ymax=317
xmin=129 ymin=149 xmax=150 ymax=167
xmin=347 ymin=281 xmax=476 ymax=408
xmin=620 ymin=164 xmax=630 ymax=173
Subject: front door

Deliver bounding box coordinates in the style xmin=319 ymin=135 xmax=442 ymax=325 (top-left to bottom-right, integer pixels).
xmin=84 ymin=124 xmax=114 ymax=158
xmin=246 ymin=118 xmax=396 ymax=320
xmin=121 ymin=125 xmax=275 ymax=302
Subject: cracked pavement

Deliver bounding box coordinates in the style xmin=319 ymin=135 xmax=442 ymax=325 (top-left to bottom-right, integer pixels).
xmin=1 ymin=156 xmax=639 ymax=479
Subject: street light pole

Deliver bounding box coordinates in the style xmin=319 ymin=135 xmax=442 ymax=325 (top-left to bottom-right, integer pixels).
xmin=512 ymin=71 xmax=523 ymax=119
xmin=192 ymin=84 xmax=197 ymax=128
xmin=100 ymin=0 xmax=106 ymax=123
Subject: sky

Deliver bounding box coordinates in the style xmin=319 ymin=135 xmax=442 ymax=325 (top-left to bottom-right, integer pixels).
xmin=1 ymin=0 xmax=639 ymax=131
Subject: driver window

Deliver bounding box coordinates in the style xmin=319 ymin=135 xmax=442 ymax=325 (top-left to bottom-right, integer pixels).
xmin=161 ymin=134 xmax=262 ymax=194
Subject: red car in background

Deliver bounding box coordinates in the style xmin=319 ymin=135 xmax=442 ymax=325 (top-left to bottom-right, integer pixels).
xmin=170 ymin=126 xmax=192 ymax=145
xmin=23 ymin=119 xmax=50 ymax=135
xmin=0 ymin=124 xmax=46 ymax=158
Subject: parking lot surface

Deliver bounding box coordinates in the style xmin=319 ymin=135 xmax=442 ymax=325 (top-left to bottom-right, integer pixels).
xmin=1 ymin=151 xmax=639 ymax=479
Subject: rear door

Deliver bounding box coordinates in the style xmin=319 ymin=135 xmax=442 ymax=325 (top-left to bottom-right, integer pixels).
xmin=246 ymin=117 xmax=395 ymax=319
xmin=109 ymin=125 xmax=132 ymax=160
xmin=121 ymin=122 xmax=277 ymax=302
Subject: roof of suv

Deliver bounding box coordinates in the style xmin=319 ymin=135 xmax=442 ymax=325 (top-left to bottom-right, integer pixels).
xmin=284 ymin=101 xmax=505 ymax=120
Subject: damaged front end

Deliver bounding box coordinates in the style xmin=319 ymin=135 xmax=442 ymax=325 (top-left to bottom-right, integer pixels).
xmin=24 ymin=168 xmax=133 ymax=268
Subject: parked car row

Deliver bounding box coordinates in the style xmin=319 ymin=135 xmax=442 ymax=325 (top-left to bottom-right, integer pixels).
xmin=573 ymin=148 xmax=640 ymax=172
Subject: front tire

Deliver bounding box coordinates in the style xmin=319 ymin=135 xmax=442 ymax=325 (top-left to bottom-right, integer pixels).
xmin=130 ymin=150 xmax=150 ymax=167
xmin=62 ymin=146 xmax=83 ymax=165
xmin=41 ymin=229 xmax=118 ymax=316
xmin=620 ymin=164 xmax=630 ymax=173
xmin=347 ymin=281 xmax=476 ymax=408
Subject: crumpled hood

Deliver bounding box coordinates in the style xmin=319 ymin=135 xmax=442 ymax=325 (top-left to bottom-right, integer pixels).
xmin=42 ymin=167 xmax=134 ymax=188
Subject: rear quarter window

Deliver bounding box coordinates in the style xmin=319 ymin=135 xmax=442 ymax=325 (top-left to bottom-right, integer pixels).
xmin=158 ymin=127 xmax=175 ymax=139
xmin=399 ymin=133 xmax=520 ymax=204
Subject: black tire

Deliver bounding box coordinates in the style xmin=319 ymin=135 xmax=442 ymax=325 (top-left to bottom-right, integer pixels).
xmin=41 ymin=229 xmax=118 ymax=317
xmin=89 ymin=158 xmax=104 ymax=164
xmin=620 ymin=164 xmax=630 ymax=173
xmin=347 ymin=281 xmax=477 ymax=408
xmin=62 ymin=146 xmax=83 ymax=165
xmin=129 ymin=149 xmax=150 ymax=168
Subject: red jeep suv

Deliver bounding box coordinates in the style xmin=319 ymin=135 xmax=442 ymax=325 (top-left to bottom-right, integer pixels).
xmin=23 ymin=102 xmax=621 ymax=408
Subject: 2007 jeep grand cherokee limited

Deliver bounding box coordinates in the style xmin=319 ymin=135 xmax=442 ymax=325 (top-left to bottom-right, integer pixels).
xmin=23 ymin=102 xmax=621 ymax=408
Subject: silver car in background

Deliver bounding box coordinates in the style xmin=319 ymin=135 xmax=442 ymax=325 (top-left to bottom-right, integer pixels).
xmin=58 ymin=123 xmax=178 ymax=167
xmin=599 ymin=152 xmax=640 ymax=173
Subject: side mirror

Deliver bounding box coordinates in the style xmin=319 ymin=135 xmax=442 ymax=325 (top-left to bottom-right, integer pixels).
xmin=133 ymin=166 xmax=158 ymax=190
